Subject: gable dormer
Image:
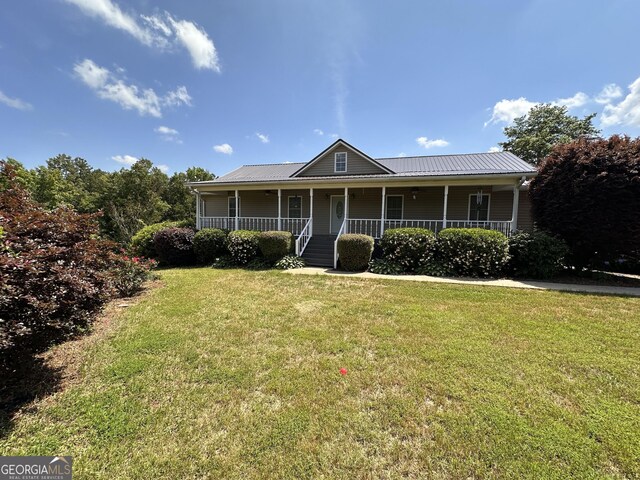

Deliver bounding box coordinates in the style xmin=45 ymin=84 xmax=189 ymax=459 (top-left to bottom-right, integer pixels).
xmin=291 ymin=139 xmax=394 ymax=177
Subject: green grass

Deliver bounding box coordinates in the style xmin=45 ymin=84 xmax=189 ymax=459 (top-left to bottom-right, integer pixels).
xmin=2 ymin=269 xmax=639 ymax=479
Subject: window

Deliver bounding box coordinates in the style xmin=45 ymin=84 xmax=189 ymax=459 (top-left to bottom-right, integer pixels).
xmin=468 ymin=194 xmax=490 ymax=221
xmin=228 ymin=196 xmax=240 ymax=217
xmin=335 ymin=152 xmax=347 ymax=172
xmin=386 ymin=195 xmax=403 ymax=220
xmin=288 ymin=196 xmax=302 ymax=218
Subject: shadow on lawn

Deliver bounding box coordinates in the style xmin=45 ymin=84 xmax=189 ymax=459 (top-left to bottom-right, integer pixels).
xmin=0 ymin=357 xmax=63 ymax=437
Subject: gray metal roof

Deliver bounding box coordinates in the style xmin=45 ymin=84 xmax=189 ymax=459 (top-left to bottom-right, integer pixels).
xmin=196 ymin=151 xmax=536 ymax=185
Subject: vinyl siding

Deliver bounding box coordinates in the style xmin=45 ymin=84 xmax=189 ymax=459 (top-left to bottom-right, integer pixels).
xmin=297 ymin=145 xmax=389 ymax=177
xmin=517 ymin=190 xmax=533 ymax=231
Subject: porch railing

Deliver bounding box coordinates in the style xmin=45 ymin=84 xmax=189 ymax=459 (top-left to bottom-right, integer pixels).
xmin=295 ymin=218 xmax=312 ymax=256
xmin=383 ymin=219 xmax=444 ymax=234
xmin=282 ymin=218 xmax=309 ymax=236
xmin=344 ymin=218 xmax=513 ymax=238
xmin=199 ymin=217 xmax=309 ymax=235
xmin=200 ymin=216 xmax=233 ymax=230
xmin=334 ymin=220 xmax=347 ymax=269
xmin=445 ymin=220 xmax=513 ymax=236
xmin=345 ymin=219 xmax=382 ymax=238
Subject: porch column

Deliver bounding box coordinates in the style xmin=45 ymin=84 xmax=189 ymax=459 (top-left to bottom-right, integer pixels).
xmin=195 ymin=191 xmax=201 ymax=230
xmin=442 ymin=185 xmax=449 ymax=230
xmin=309 ymin=188 xmax=314 ymax=236
xmin=277 ymin=189 xmax=282 ymax=230
xmin=380 ymin=186 xmax=386 ymax=237
xmin=511 ymin=184 xmax=520 ymax=232
xmin=235 ymin=189 xmax=239 ymax=231
xmin=344 ymin=187 xmax=349 ymax=233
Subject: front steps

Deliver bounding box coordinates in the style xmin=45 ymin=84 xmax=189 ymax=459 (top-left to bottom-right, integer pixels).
xmin=301 ymin=235 xmax=336 ymax=267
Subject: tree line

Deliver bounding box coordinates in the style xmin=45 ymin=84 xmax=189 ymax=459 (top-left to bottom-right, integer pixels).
xmin=2 ymin=155 xmax=214 ymax=242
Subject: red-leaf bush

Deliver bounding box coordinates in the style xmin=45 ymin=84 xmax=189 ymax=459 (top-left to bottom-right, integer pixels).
xmin=152 ymin=227 xmax=196 ymax=266
xmin=530 ymin=135 xmax=640 ymax=268
xmin=0 ymin=162 xmax=154 ymax=371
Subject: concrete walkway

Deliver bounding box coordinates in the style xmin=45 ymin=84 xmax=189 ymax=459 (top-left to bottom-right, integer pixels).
xmin=283 ymin=267 xmax=640 ymax=297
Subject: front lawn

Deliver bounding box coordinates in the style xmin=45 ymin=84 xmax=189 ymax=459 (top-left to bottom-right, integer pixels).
xmin=1 ymin=269 xmax=639 ymax=478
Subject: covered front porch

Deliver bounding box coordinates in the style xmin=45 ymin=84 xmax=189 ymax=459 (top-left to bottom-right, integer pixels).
xmin=195 ymin=183 xmax=530 ymax=260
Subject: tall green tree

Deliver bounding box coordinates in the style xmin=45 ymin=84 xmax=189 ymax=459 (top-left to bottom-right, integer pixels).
xmin=163 ymin=167 xmax=215 ymax=221
xmin=499 ymin=104 xmax=600 ymax=166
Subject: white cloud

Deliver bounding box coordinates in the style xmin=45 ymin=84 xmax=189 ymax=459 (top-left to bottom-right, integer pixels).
xmin=396 ymin=152 xmax=407 ymax=157
xmin=416 ymin=137 xmax=449 ymax=149
xmin=255 ymin=132 xmax=269 ymax=144
xmin=64 ymin=0 xmax=220 ymax=72
xmin=485 ymin=97 xmax=538 ymax=126
xmin=155 ymin=125 xmax=181 ymax=143
xmin=74 ymin=59 xmax=191 ymax=117
xmin=555 ymin=92 xmax=589 ymax=109
xmin=112 ymin=154 xmax=138 ymax=165
xmin=213 ymin=143 xmax=233 ymax=155
xmin=601 ymin=77 xmax=640 ymax=128
xmin=313 ymin=128 xmax=324 ymax=136
xmin=595 ymin=83 xmax=623 ymax=104
xmin=329 ymin=133 xmax=339 ymax=139
xmin=0 ymin=90 xmax=33 ymax=111
xmin=488 ymin=146 xmax=501 ymax=153
xmin=157 ymin=164 xmax=170 ymax=173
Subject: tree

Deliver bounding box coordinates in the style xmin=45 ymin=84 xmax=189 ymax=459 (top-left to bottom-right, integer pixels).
xmin=163 ymin=167 xmax=215 ymax=221
xmin=529 ymin=135 xmax=640 ymax=268
xmin=499 ymin=104 xmax=600 ymax=166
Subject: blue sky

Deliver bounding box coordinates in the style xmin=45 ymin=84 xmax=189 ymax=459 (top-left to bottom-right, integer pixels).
xmin=1 ymin=0 xmax=639 ymax=176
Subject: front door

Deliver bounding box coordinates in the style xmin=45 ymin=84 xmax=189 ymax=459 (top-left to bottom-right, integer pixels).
xmin=330 ymin=195 xmax=345 ymax=234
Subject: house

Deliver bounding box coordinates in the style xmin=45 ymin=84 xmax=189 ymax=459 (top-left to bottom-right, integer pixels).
xmin=187 ymin=139 xmax=537 ymax=267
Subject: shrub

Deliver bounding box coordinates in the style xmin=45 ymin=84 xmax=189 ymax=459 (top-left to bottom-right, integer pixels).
xmin=380 ymin=228 xmax=437 ymax=272
xmin=246 ymin=257 xmax=273 ymax=270
xmin=415 ymin=259 xmax=451 ymax=277
xmin=368 ymin=258 xmax=403 ymax=275
xmin=337 ymin=234 xmax=374 ymax=271
xmin=530 ymin=135 xmax=640 ymax=268
xmin=438 ymin=228 xmax=509 ymax=277
xmin=508 ymin=230 xmax=569 ymax=279
xmin=0 ymin=162 xmax=138 ymax=371
xmin=153 ymin=227 xmax=196 ymax=266
xmin=211 ymin=255 xmax=236 ymax=269
xmin=258 ymin=231 xmax=293 ymax=263
xmin=227 ymin=230 xmax=261 ymax=265
xmin=110 ymin=256 xmax=158 ymax=297
xmin=193 ymin=228 xmax=227 ymax=264
xmin=274 ymin=255 xmax=306 ymax=270
xmin=130 ymin=220 xmax=192 ymax=258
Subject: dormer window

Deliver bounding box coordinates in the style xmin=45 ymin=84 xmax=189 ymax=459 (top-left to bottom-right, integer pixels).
xmin=334 ymin=152 xmax=347 ymax=172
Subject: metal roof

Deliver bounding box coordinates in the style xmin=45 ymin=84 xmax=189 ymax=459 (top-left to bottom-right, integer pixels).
xmin=194 ymin=151 xmax=536 ymax=185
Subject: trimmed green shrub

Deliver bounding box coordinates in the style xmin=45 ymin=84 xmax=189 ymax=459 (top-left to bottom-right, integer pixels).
xmin=153 ymin=227 xmax=196 ymax=266
xmin=227 ymin=230 xmax=261 ymax=265
xmin=246 ymin=257 xmax=273 ymax=270
xmin=274 ymin=255 xmax=306 ymax=270
xmin=415 ymin=259 xmax=451 ymax=277
xmin=258 ymin=231 xmax=293 ymax=263
xmin=508 ymin=230 xmax=569 ymax=279
xmin=438 ymin=228 xmax=509 ymax=277
xmin=337 ymin=234 xmax=374 ymax=271
xmin=380 ymin=228 xmax=437 ymax=272
xmin=130 ymin=220 xmax=192 ymax=258
xmin=193 ymin=228 xmax=227 ymax=264
xmin=211 ymin=255 xmax=235 ymax=269
xmin=368 ymin=258 xmax=404 ymax=275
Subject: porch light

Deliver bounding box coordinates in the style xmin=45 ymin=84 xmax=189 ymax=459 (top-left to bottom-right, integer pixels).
xmin=477 ymin=189 xmax=483 ymax=204
xmin=411 ymin=187 xmax=419 ymax=200
xmin=264 ymin=190 xmax=273 ymax=196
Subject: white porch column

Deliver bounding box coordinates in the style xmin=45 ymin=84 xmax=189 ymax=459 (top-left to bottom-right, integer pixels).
xmin=380 ymin=186 xmax=386 ymax=237
xmin=344 ymin=187 xmax=349 ymax=233
xmin=309 ymin=188 xmax=314 ymax=236
xmin=277 ymin=189 xmax=282 ymax=230
xmin=195 ymin=191 xmax=201 ymax=230
xmin=511 ymin=184 xmax=520 ymax=232
xmin=235 ymin=189 xmax=239 ymax=231
xmin=442 ymin=185 xmax=449 ymax=230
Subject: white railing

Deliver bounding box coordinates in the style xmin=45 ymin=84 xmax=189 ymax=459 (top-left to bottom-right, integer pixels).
xmin=446 ymin=220 xmax=513 ymax=236
xmin=333 ymin=220 xmax=347 ymax=269
xmin=295 ymin=218 xmax=312 ymax=256
xmin=384 ymin=219 xmax=444 ymax=235
xmin=346 ymin=219 xmax=382 ymax=238
xmin=200 ymin=217 xmax=233 ymax=230
xmin=282 ymin=218 xmax=309 ymax=236
xmin=237 ymin=217 xmax=279 ymax=231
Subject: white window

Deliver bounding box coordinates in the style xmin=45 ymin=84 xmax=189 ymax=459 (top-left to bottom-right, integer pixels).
xmin=288 ymin=196 xmax=302 ymax=218
xmin=468 ymin=194 xmax=490 ymax=221
xmin=386 ymin=195 xmax=404 ymax=220
xmin=334 ymin=152 xmax=347 ymax=172
xmin=228 ymin=196 xmax=240 ymax=217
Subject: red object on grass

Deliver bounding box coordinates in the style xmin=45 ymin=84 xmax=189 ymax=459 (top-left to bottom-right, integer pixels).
xmin=340 ymin=368 xmax=348 ymax=376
